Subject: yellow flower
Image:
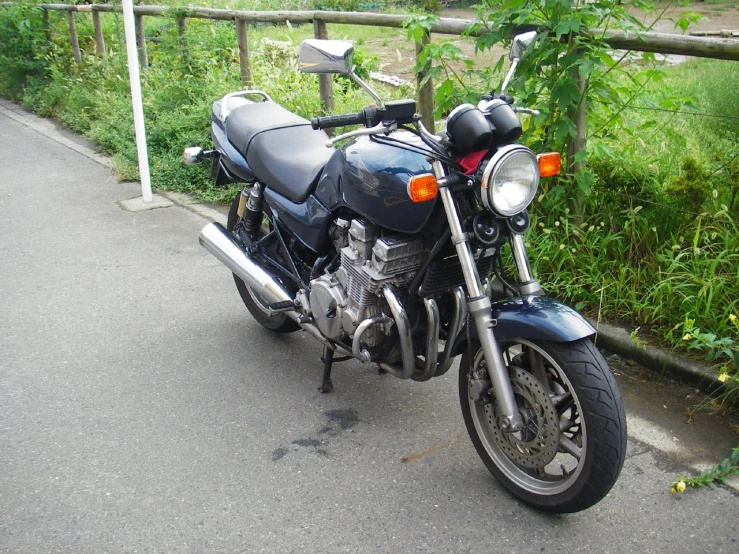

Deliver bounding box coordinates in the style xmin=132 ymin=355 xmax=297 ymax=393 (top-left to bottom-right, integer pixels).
xmin=682 ymin=333 xmax=692 ymax=341
xmin=729 ymin=314 xmax=738 ymax=323
xmin=671 ymin=481 xmax=686 ymax=494
xmin=718 ymin=373 xmax=729 ymax=383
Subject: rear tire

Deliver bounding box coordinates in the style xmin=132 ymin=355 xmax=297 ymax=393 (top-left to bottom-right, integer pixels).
xmin=459 ymin=338 xmax=626 ymax=513
xmin=227 ymin=191 xmax=299 ymax=333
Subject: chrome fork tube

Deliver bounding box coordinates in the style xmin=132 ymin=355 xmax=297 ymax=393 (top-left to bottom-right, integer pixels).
xmin=510 ymin=233 xmax=542 ymax=296
xmin=433 ymin=162 xmax=523 ymax=431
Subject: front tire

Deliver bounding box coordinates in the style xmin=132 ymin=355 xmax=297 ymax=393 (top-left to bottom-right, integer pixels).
xmin=459 ymin=338 xmax=626 ymax=513
xmin=226 ymin=192 xmax=299 ymax=333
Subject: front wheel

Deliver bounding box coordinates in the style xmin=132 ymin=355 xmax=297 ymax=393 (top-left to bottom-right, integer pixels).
xmin=459 ymin=338 xmax=626 ymax=513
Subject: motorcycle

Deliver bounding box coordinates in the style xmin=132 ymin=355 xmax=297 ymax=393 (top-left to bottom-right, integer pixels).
xmin=185 ymin=32 xmax=626 ymax=513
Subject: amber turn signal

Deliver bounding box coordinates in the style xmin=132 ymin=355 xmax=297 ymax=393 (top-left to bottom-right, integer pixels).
xmin=407 ymin=173 xmax=438 ymax=203
xmin=537 ymin=152 xmax=561 ymax=177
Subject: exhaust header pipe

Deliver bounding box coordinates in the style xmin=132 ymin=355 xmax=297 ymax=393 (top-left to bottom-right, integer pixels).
xmin=199 ymin=222 xmax=293 ymax=310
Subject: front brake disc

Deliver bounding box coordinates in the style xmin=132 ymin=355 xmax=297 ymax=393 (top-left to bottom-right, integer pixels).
xmin=483 ymin=366 xmax=559 ymax=469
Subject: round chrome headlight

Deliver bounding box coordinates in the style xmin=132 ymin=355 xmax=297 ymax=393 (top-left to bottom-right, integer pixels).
xmin=480 ymin=145 xmax=539 ymax=216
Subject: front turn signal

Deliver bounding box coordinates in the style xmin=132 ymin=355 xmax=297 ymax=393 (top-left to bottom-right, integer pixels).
xmin=537 ymin=152 xmax=561 ymax=177
xmin=407 ymin=173 xmax=438 ymax=203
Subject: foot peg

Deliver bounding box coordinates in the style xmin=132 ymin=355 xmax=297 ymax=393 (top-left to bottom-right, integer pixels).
xmin=268 ymin=300 xmax=296 ymax=312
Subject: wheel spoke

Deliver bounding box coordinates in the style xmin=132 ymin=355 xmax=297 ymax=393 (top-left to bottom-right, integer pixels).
xmin=559 ymin=436 xmax=582 ymax=460
xmin=551 ymin=391 xmax=571 ymax=406
xmin=529 ymin=350 xmax=552 ymax=395
xmin=559 ymin=415 xmax=575 ymax=433
xmin=552 ymin=392 xmax=574 ymax=416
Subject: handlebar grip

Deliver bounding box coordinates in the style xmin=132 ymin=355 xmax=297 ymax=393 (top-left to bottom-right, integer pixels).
xmin=311 ymin=111 xmax=366 ymax=130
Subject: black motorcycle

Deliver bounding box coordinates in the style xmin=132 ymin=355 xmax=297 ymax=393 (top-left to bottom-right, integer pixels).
xmin=185 ymin=33 xmax=626 ymax=513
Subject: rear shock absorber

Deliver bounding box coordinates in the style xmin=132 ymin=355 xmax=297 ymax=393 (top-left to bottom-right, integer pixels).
xmin=241 ymin=182 xmax=264 ymax=238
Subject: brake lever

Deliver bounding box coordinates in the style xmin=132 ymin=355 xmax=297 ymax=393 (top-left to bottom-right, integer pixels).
xmin=325 ymin=122 xmax=396 ymax=148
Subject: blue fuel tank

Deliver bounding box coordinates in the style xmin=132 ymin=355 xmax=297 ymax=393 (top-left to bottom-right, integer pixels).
xmin=314 ymin=132 xmax=437 ymax=235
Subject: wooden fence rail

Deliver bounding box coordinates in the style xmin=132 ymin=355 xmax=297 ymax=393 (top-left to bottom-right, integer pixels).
xmin=1 ymin=2 xmax=737 ymax=176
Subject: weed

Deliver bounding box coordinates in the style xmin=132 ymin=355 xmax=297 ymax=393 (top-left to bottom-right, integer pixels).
xmin=671 ymin=446 xmax=739 ymax=493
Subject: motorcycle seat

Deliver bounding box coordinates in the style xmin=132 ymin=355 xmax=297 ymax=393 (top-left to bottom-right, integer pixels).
xmin=224 ymin=102 xmax=335 ymax=204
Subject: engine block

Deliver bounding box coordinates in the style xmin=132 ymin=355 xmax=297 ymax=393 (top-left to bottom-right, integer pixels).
xmin=339 ymin=219 xmax=424 ymax=308
xmin=308 ymin=218 xmax=425 ymax=346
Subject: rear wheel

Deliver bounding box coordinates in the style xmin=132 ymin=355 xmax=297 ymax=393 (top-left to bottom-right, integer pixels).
xmin=459 ymin=338 xmax=626 ymax=513
xmin=227 ymin=191 xmax=299 ymax=333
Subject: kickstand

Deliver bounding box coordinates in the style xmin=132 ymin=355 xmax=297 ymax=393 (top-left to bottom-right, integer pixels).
xmin=318 ymin=347 xmax=335 ymax=394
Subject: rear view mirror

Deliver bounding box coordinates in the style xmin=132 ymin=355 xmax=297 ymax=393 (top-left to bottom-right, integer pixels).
xmin=509 ymin=31 xmax=537 ymax=61
xmin=299 ymin=39 xmax=354 ymax=75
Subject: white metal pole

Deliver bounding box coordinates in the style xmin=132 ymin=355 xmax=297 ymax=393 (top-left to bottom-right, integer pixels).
xmin=121 ymin=0 xmax=153 ymax=202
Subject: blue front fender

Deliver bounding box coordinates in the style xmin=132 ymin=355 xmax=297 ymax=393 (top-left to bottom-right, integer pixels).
xmin=451 ymin=296 xmax=595 ymax=356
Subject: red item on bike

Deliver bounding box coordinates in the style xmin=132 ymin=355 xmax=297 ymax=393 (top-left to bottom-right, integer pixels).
xmin=456 ymin=149 xmax=489 ymax=175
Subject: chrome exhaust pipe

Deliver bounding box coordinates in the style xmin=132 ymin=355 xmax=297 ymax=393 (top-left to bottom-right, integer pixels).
xmin=378 ymin=285 xmax=415 ymax=379
xmin=199 ymin=222 xmax=294 ymax=312
xmin=434 ymin=287 xmax=466 ymax=377
xmin=352 ymin=315 xmax=390 ymax=362
xmin=412 ymin=297 xmax=440 ymax=382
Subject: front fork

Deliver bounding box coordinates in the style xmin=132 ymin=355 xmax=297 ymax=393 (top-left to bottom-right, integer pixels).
xmin=433 ymin=161 xmax=525 ymax=432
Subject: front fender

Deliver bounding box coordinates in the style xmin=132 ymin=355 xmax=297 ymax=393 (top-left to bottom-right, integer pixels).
xmin=451 ymin=296 xmax=595 ymax=357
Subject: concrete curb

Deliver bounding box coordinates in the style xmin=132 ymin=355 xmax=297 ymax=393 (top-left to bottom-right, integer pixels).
xmin=1 ymin=99 xmax=722 ymax=393
xmin=592 ymin=320 xmax=721 ymax=391
xmin=0 ymin=102 xmax=113 ymax=168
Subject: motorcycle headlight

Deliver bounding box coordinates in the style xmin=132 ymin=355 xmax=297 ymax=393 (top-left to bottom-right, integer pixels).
xmin=480 ymin=145 xmax=539 ymax=216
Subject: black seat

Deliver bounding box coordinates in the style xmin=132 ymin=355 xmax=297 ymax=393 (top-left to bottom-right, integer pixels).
xmin=224 ymin=102 xmax=334 ymax=203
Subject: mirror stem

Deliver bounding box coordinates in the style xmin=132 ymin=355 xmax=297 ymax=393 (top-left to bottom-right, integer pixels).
xmin=500 ymin=59 xmax=519 ymax=95
xmin=350 ymin=73 xmax=383 ymax=107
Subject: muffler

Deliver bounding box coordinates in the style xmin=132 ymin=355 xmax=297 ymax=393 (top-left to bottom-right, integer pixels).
xmin=199 ymin=222 xmax=294 ymax=311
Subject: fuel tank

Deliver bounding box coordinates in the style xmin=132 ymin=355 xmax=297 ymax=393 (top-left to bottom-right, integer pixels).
xmin=314 ymin=132 xmax=437 ymax=234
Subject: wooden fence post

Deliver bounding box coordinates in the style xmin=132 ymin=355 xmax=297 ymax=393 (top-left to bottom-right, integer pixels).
xmin=135 ymin=13 xmax=148 ymax=67
xmin=313 ymin=18 xmax=335 ymax=114
xmin=42 ymin=8 xmax=51 ymax=42
xmin=67 ymin=11 xmax=82 ymax=64
xmin=177 ymin=16 xmax=187 ymax=62
xmin=415 ymin=31 xmax=434 ymax=133
xmin=235 ymin=17 xmax=252 ymax=86
xmin=92 ymin=9 xmax=106 ymax=55
xmin=566 ymin=58 xmax=587 ymax=224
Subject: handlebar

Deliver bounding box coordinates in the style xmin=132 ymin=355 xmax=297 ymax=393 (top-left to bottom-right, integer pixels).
xmin=311 ymin=111 xmax=367 ymax=130
xmin=512 ymin=106 xmax=540 ymax=117
xmin=310 ymin=100 xmax=417 ymax=132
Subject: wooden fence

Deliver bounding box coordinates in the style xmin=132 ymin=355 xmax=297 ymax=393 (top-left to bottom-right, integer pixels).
xmin=2 ymin=2 xmax=738 ymax=170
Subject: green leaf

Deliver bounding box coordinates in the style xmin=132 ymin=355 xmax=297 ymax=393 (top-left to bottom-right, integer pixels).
xmin=554 ymin=18 xmax=581 ymax=41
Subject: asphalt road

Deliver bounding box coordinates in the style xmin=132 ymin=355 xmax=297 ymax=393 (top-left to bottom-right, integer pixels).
xmin=1 ymin=107 xmax=737 ymax=553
